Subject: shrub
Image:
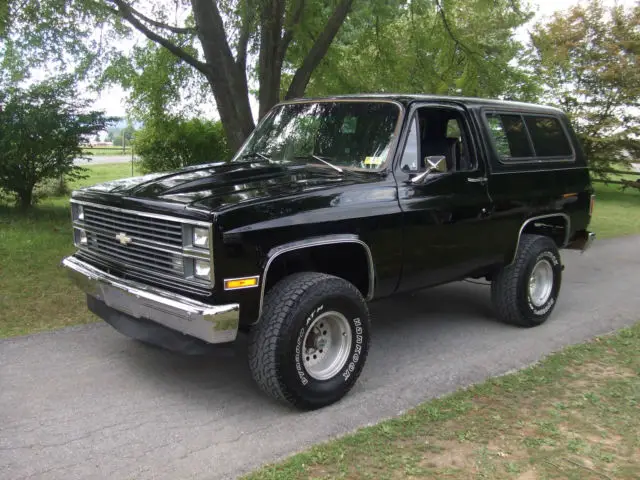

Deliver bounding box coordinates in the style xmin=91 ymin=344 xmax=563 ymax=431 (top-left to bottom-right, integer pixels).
xmin=134 ymin=117 xmax=232 ymax=173
xmin=0 ymin=77 xmax=108 ymax=209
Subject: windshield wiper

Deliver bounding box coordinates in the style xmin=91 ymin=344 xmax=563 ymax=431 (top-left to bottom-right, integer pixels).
xmin=294 ymin=154 xmax=343 ymax=173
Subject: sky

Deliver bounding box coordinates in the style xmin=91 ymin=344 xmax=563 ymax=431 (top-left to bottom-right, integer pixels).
xmin=90 ymin=0 xmax=635 ymax=120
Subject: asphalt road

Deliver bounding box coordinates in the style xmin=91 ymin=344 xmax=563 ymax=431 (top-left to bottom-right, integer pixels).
xmin=2 ymin=236 xmax=639 ymax=480
xmin=74 ymin=155 xmax=133 ymax=165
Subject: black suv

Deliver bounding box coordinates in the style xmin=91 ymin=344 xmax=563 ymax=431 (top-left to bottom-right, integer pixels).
xmin=62 ymin=95 xmax=595 ymax=409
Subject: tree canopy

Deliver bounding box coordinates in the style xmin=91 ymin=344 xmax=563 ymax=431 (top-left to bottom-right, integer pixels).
xmin=300 ymin=0 xmax=537 ymax=100
xmin=3 ymin=0 xmax=534 ymax=151
xmin=529 ymin=0 xmax=640 ymax=175
xmin=4 ymin=0 xmax=366 ymax=150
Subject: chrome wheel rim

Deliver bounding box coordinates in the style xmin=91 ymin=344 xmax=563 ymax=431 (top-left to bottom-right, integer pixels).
xmin=302 ymin=311 xmax=352 ymax=381
xmin=528 ymin=259 xmax=554 ymax=307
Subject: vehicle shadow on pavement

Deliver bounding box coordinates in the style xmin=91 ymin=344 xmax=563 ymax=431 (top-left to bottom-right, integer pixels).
xmin=109 ymin=281 xmax=498 ymax=410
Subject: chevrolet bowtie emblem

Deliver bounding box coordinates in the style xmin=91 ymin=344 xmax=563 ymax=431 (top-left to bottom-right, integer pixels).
xmin=115 ymin=232 xmax=133 ymax=245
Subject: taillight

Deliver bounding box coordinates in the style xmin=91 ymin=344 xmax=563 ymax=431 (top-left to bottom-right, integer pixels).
xmin=590 ymin=194 xmax=595 ymax=216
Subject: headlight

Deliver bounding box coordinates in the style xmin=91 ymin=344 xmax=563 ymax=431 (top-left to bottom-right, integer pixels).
xmin=193 ymin=227 xmax=210 ymax=248
xmin=74 ymin=228 xmax=87 ymax=246
xmin=194 ymin=259 xmax=211 ymax=279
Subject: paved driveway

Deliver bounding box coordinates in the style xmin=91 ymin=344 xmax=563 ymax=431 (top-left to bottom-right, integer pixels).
xmin=74 ymin=155 xmax=133 ymax=165
xmin=1 ymin=236 xmax=639 ymax=480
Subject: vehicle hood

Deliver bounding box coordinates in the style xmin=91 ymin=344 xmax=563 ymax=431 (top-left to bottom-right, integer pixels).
xmin=75 ymin=160 xmax=378 ymax=212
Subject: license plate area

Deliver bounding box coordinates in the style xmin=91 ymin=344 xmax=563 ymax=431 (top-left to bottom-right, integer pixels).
xmin=100 ymin=284 xmax=140 ymax=318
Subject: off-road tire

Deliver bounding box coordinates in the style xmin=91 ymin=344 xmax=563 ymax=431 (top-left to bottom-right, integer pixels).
xmin=491 ymin=234 xmax=563 ymax=327
xmin=248 ymin=272 xmax=371 ymax=410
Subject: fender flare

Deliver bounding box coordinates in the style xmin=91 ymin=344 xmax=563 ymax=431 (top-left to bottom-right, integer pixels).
xmin=508 ymin=213 xmax=571 ymax=265
xmin=258 ymin=234 xmax=375 ymax=318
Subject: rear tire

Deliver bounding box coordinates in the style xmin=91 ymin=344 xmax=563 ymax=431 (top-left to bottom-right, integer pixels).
xmin=491 ymin=234 xmax=563 ymax=327
xmin=248 ymin=272 xmax=371 ymax=410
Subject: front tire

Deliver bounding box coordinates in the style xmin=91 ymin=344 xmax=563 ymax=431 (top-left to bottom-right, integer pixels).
xmin=248 ymin=272 xmax=371 ymax=410
xmin=491 ymin=234 xmax=563 ymax=327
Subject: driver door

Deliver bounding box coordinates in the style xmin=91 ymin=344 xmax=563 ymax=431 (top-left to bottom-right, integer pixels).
xmin=395 ymin=104 xmax=494 ymax=292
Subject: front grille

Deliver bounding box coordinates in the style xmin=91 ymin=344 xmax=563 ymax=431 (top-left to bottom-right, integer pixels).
xmin=72 ymin=201 xmax=212 ymax=295
xmin=83 ymin=205 xmax=184 ymax=246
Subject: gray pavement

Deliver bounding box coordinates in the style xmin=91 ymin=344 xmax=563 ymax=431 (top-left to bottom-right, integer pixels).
xmin=74 ymin=155 xmax=134 ymax=165
xmin=1 ymin=235 xmax=639 ymax=480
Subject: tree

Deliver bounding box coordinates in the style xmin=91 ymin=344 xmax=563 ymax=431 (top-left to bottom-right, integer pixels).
xmin=297 ymin=0 xmax=538 ymax=101
xmin=0 ymin=78 xmax=109 ymax=209
xmin=5 ymin=0 xmax=361 ymax=152
xmin=134 ymin=117 xmax=231 ymax=172
xmin=529 ymin=0 xmax=640 ymax=177
xmin=108 ymin=122 xmax=135 ymax=147
xmin=5 ymin=0 xmax=535 ymax=154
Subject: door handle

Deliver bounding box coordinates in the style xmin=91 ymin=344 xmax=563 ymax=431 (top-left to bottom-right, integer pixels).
xmin=467 ymin=176 xmax=487 ymax=184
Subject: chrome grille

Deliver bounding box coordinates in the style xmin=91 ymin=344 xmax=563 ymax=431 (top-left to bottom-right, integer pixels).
xmin=83 ymin=205 xmax=184 ymax=245
xmin=72 ymin=201 xmax=212 ymax=294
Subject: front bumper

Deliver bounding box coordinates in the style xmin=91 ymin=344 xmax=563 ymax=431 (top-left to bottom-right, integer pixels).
xmin=62 ymin=256 xmax=239 ymax=344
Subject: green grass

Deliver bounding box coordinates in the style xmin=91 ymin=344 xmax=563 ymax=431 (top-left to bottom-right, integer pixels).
xmin=0 ymin=162 xmax=142 ymax=337
xmin=0 ymin=168 xmax=638 ymax=339
xmin=590 ymin=182 xmax=640 ymax=238
xmin=243 ymin=322 xmax=640 ymax=480
xmin=70 ymin=162 xmax=140 ymax=189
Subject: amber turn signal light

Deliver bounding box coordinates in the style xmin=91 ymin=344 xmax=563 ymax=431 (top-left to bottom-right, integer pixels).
xmin=224 ymin=276 xmax=259 ymax=290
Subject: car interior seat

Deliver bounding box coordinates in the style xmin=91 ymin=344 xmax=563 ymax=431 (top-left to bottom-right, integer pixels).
xmin=419 ymin=111 xmax=458 ymax=172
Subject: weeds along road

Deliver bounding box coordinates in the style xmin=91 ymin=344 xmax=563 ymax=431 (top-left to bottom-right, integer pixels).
xmin=1 ymin=235 xmax=639 ymax=480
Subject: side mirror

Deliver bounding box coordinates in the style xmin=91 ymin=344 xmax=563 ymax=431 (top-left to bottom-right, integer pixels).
xmin=410 ymin=155 xmax=447 ymax=184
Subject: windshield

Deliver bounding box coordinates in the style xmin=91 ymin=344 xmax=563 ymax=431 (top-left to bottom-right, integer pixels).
xmin=233 ymin=101 xmax=401 ymax=170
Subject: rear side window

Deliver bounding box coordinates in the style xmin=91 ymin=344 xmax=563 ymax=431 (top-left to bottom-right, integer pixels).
xmin=486 ymin=114 xmax=533 ymax=159
xmin=485 ymin=112 xmax=573 ymax=162
xmin=524 ymin=116 xmax=572 ymax=157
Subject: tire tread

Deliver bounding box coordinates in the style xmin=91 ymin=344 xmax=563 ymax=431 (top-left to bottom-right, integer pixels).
xmin=248 ymin=272 xmax=368 ymax=408
xmin=491 ymin=234 xmax=560 ymax=327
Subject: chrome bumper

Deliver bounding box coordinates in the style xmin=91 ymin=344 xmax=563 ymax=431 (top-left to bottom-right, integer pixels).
xmin=584 ymin=231 xmax=596 ymax=251
xmin=62 ymin=256 xmax=239 ymax=344
xmin=566 ymin=230 xmax=596 ymax=252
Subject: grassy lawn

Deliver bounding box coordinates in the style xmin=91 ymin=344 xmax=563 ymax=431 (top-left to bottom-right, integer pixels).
xmin=590 ymin=182 xmax=640 ymax=238
xmin=0 ymin=162 xmax=142 ymax=337
xmin=244 ymin=322 xmax=640 ymax=480
xmin=0 ymin=166 xmax=638 ymax=339
xmin=69 ymin=162 xmax=139 ymax=188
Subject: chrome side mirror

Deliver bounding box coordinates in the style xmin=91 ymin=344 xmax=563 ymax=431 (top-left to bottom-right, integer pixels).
xmin=410 ymin=155 xmax=447 ymax=184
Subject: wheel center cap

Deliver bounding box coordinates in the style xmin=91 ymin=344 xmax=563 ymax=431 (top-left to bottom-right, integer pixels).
xmin=316 ymin=337 xmax=327 ymax=350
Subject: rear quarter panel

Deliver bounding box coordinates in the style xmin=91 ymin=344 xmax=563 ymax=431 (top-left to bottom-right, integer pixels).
xmin=471 ymin=106 xmax=593 ymax=261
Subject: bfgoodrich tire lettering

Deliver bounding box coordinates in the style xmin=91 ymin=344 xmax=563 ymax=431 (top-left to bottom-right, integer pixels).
xmin=491 ymin=234 xmax=563 ymax=327
xmin=248 ymin=272 xmax=371 ymax=410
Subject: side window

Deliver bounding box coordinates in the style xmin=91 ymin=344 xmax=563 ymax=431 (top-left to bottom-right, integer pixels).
xmin=444 ymin=117 xmax=474 ymax=171
xmin=400 ymin=108 xmax=476 ymax=173
xmin=486 ymin=115 xmax=511 ymax=158
xmin=486 ymin=113 xmax=534 ymax=159
xmin=524 ymin=116 xmax=572 ymax=157
xmin=400 ymin=116 xmax=420 ymax=171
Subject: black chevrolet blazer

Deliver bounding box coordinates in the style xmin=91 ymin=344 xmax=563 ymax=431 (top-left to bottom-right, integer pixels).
xmin=62 ymin=94 xmax=595 ymax=409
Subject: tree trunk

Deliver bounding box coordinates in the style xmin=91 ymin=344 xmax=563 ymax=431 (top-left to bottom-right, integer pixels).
xmin=258 ymin=0 xmax=285 ymax=119
xmin=286 ymin=0 xmax=355 ymax=100
xmin=114 ymin=0 xmax=356 ymax=151
xmin=205 ymin=73 xmax=255 ymax=153
xmin=17 ymin=186 xmax=33 ymax=211
xmin=191 ymin=0 xmax=256 ymax=153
